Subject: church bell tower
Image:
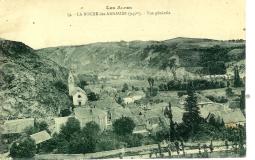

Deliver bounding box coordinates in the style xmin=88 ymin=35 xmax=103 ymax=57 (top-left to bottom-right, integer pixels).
xmin=68 ymin=69 xmax=75 ymax=96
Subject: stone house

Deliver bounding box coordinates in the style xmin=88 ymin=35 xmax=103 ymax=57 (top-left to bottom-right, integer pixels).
xmin=74 ymin=107 xmax=108 ymax=131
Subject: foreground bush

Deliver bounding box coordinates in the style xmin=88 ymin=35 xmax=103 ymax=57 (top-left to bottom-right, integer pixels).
xmin=113 ymin=117 xmax=135 ymax=136
xmin=10 ymin=137 xmax=36 ymax=158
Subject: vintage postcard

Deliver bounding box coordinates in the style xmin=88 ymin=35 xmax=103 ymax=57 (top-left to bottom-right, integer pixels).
xmin=0 ymin=0 xmax=247 ymax=159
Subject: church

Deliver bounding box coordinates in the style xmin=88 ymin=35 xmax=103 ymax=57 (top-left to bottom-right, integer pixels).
xmin=63 ymin=69 xmax=108 ymax=131
xmin=68 ymin=70 xmax=88 ymax=106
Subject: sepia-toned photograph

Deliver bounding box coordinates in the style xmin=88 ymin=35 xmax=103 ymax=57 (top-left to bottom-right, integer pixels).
xmin=0 ymin=0 xmax=249 ymax=159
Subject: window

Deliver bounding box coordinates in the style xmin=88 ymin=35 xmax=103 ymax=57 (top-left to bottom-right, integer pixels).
xmin=78 ymin=95 xmax=81 ymax=98
xmin=79 ymin=102 xmax=81 ymax=106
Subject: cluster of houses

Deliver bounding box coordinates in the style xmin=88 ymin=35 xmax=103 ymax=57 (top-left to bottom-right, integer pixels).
xmin=0 ymin=70 xmax=246 ymax=151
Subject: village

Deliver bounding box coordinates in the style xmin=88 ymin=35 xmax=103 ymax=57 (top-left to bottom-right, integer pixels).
xmin=0 ymin=63 xmax=246 ymax=159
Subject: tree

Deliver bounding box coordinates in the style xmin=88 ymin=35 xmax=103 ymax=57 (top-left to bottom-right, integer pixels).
xmin=54 ymin=133 xmax=69 ymax=153
xmin=87 ymin=92 xmax=99 ymax=101
xmin=164 ymin=102 xmax=176 ymax=141
xmin=24 ymin=121 xmax=49 ymax=135
xmin=116 ymin=96 xmax=124 ymax=105
xmin=234 ymin=66 xmax=242 ymax=87
xmin=39 ymin=133 xmax=58 ymax=153
xmin=79 ymin=80 xmax=89 ymax=88
xmin=70 ymin=122 xmax=101 ymax=153
xmin=122 ymin=83 xmax=129 ymax=92
xmin=168 ymin=58 xmax=178 ymax=80
xmin=208 ymin=114 xmax=217 ymax=126
xmin=37 ymin=121 xmax=49 ymax=132
xmin=82 ymin=121 xmax=101 ymax=141
xmin=10 ymin=137 xmax=36 ymax=158
xmin=54 ymin=80 xmax=68 ymax=92
xmin=0 ymin=128 xmax=8 ymax=154
xmin=161 ymin=58 xmax=178 ymax=80
xmin=147 ymin=77 xmax=154 ymax=96
xmin=96 ymin=131 xmax=123 ymax=151
xmin=60 ymin=117 xmax=81 ymax=141
xmin=240 ymin=90 xmax=245 ymax=114
xmin=113 ymin=117 xmax=136 ymax=136
xmin=68 ymin=132 xmax=89 ymax=153
xmin=60 ymin=108 xmax=72 ymax=117
xmin=182 ymin=85 xmax=202 ymax=136
xmin=225 ymin=87 xmax=234 ymax=97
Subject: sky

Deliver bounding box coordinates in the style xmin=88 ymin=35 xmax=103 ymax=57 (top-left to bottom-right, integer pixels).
xmin=0 ymin=0 xmax=245 ymax=49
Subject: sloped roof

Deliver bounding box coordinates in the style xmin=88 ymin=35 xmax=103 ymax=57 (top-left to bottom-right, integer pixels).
xmin=199 ymin=103 xmax=226 ymax=118
xmin=93 ymin=96 xmax=120 ymax=110
xmin=74 ymin=107 xmax=107 ymax=119
xmin=70 ymin=87 xmax=86 ymax=96
xmin=200 ymin=103 xmax=245 ymax=124
xmin=30 ymin=130 xmax=51 ymax=144
xmin=131 ymin=102 xmax=185 ymax=127
xmin=2 ymin=118 xmax=34 ymax=134
xmin=218 ymin=109 xmax=245 ymax=124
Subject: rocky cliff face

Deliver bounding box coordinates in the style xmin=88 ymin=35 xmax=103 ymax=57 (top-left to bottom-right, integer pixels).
xmin=0 ymin=39 xmax=72 ymax=120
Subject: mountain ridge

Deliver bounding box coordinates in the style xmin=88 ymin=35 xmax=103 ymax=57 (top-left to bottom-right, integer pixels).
xmin=35 ymin=37 xmax=245 ymax=77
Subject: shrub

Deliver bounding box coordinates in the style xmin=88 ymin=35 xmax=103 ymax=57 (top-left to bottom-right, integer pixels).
xmin=113 ymin=117 xmax=135 ymax=136
xmin=87 ymin=92 xmax=99 ymax=101
xmin=122 ymin=83 xmax=129 ymax=92
xmin=60 ymin=117 xmax=81 ymax=141
xmin=54 ymin=80 xmax=68 ymax=92
xmin=24 ymin=121 xmax=49 ymax=135
xmin=60 ymin=108 xmax=72 ymax=117
xmin=160 ymin=79 xmax=226 ymax=91
xmin=96 ymin=131 xmax=123 ymax=151
xmin=79 ymin=80 xmax=89 ymax=88
xmin=225 ymin=87 xmax=234 ymax=97
xmin=120 ymin=134 xmax=143 ymax=147
xmin=10 ymin=137 xmax=36 ymax=158
xmin=151 ymin=87 xmax=158 ymax=97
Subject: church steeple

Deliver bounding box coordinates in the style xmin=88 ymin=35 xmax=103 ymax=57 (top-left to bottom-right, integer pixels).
xmin=68 ymin=70 xmax=75 ymax=96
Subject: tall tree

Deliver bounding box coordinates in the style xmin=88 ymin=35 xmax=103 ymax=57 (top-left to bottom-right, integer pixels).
xmin=182 ymin=85 xmax=201 ymax=136
xmin=164 ymin=102 xmax=176 ymax=141
xmin=60 ymin=117 xmax=81 ymax=141
xmin=147 ymin=77 xmax=154 ymax=96
xmin=69 ymin=122 xmax=101 ymax=154
xmin=240 ymin=90 xmax=245 ymax=115
xmin=234 ymin=66 xmax=242 ymax=87
xmin=168 ymin=58 xmax=177 ymax=80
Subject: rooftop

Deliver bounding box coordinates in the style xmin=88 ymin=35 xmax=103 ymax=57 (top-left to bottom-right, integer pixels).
xmin=30 ymin=130 xmax=51 ymax=144
xmin=2 ymin=118 xmax=34 ymax=134
xmin=200 ymin=103 xmax=245 ymax=124
xmin=74 ymin=107 xmax=107 ymax=119
xmin=70 ymin=87 xmax=87 ymax=96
